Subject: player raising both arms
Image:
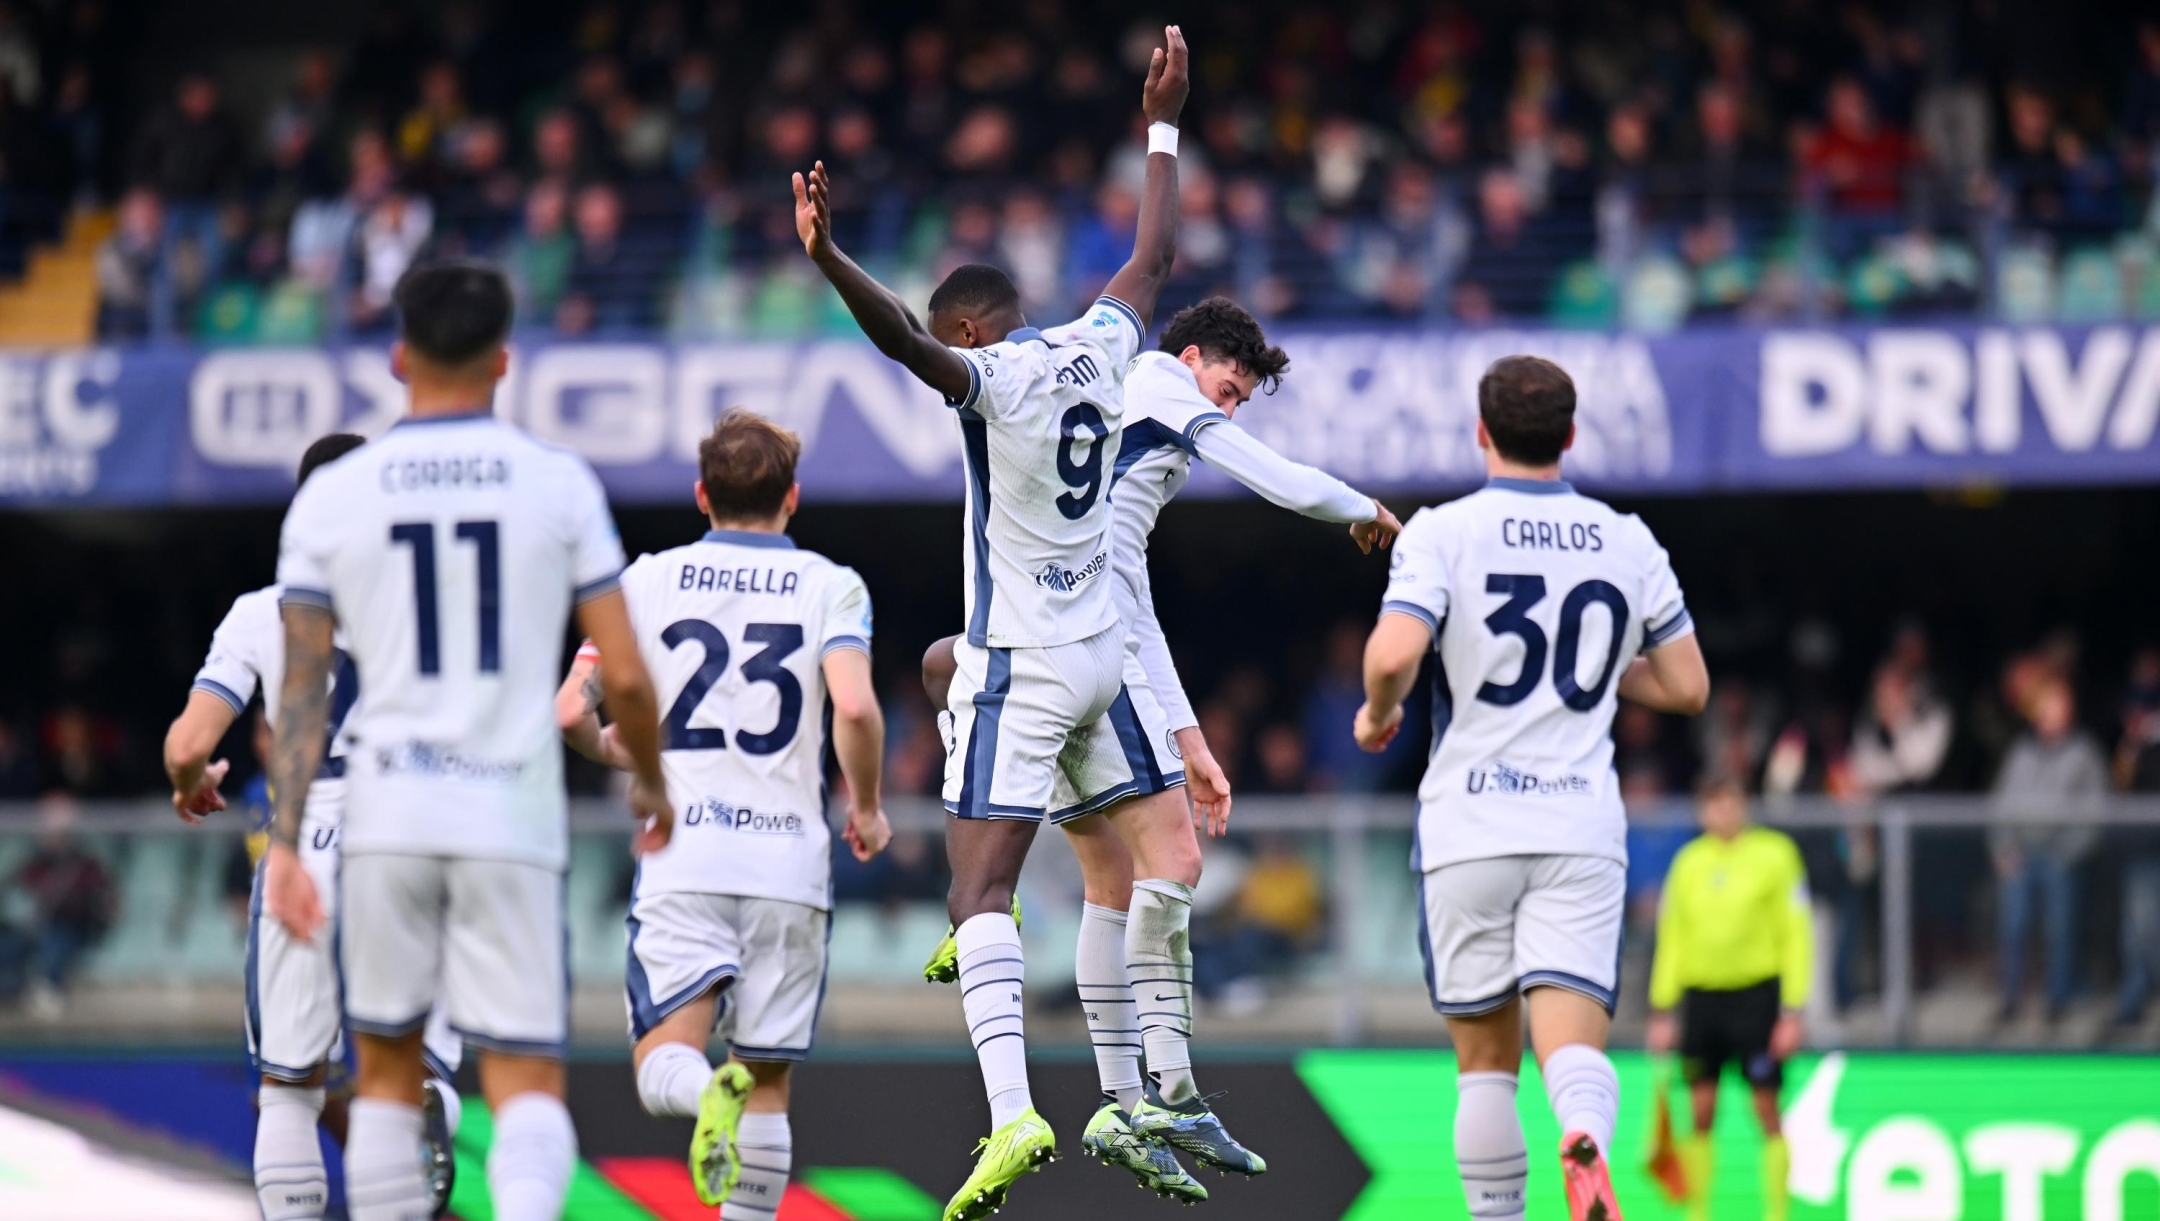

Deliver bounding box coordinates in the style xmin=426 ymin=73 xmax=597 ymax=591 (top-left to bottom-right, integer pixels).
xmin=263 ymin=262 xmax=672 ymax=1221
xmin=553 ymin=408 xmax=891 ymax=1220
xmin=165 ymin=432 xmax=465 ymax=1221
xmin=1355 ymin=356 xmax=1709 ymax=1221
xmin=920 ymin=296 xmax=1402 ymax=1200
xmin=796 ymin=25 xmax=1187 ymax=1221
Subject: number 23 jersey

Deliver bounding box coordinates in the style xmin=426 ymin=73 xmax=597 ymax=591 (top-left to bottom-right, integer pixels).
xmin=1381 ymin=479 xmax=1693 ymax=870
xmin=620 ymin=530 xmax=872 ymax=910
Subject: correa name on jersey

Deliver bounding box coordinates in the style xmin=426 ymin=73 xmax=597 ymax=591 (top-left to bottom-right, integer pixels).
xmin=376 ymin=453 xmax=513 ymax=492
xmin=677 ymin=563 xmax=801 ymax=595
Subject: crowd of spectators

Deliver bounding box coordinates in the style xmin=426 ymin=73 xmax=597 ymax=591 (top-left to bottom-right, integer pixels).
xmin=0 ymin=1 xmax=2149 ymax=341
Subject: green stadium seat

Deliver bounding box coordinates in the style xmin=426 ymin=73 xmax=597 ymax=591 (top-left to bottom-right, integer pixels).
xmin=2057 ymin=246 xmax=2124 ymax=322
xmin=1994 ymin=246 xmax=2056 ymax=323
xmin=1620 ymin=255 xmax=1693 ymax=334
xmin=827 ymin=900 xmax=952 ymax=984
xmin=2111 ymin=234 xmax=2160 ymax=320
xmin=1546 ymin=260 xmax=1617 ymax=329
xmin=1843 ymin=252 xmax=1905 ymax=317
xmin=194 ymin=283 xmax=260 ymax=345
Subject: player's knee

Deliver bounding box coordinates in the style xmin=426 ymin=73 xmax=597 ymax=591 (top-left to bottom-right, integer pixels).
xmin=947 ymin=878 xmax=1014 ymax=924
xmin=1155 ymin=835 xmax=1202 ymax=889
xmin=738 ymin=1059 xmax=793 ymax=1107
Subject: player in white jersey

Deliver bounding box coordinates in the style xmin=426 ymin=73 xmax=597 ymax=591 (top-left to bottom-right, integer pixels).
xmin=1354 ymin=356 xmax=1710 ymax=1221
xmin=163 ymin=433 xmax=466 ymax=1221
xmin=260 ymin=263 xmax=674 ymax=1221
xmin=795 ymin=26 xmax=1190 ymax=1221
xmin=919 ymin=297 xmax=1403 ymax=1197
xmin=551 ymin=409 xmax=892 ymax=1218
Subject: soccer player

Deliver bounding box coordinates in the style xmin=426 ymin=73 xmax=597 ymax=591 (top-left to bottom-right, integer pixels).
xmin=261 ymin=262 xmax=673 ymax=1221
xmin=163 ymin=432 xmax=466 ymax=1221
xmin=551 ymin=408 xmax=892 ymax=1218
xmin=1645 ymin=777 xmax=1812 ymax=1221
xmin=920 ymin=296 xmax=1403 ymax=1199
xmin=1354 ymin=355 xmax=1710 ymax=1221
xmin=793 ymin=27 xmax=1187 ymax=1221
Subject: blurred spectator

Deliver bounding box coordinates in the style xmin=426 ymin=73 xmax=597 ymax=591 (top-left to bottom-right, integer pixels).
xmin=1193 ymin=834 xmax=1324 ymax=1013
xmin=347 ymin=188 xmax=433 ymax=331
xmin=1991 ymin=674 xmax=2107 ymax=1023
xmin=94 ymin=187 xmax=165 ymax=339
xmin=1801 ymin=77 xmax=1911 ymax=255
xmin=38 ymin=704 xmax=131 ymax=797
xmin=1849 ymin=661 xmax=1953 ymax=794
xmin=1452 ymin=168 xmax=1568 ymax=321
xmin=0 ymin=799 xmax=116 ymax=1019
xmin=128 ymin=72 xmax=242 ymax=250
xmin=0 ymin=718 xmax=36 ymax=798
xmin=1303 ymin=621 xmax=1388 ymax=791
xmin=1252 ymin=723 xmax=1309 ymax=794
xmin=288 ymin=130 xmax=396 ymax=294
xmin=557 ymin=182 xmax=643 ymax=335
xmin=2112 ymin=647 xmax=2160 ymax=1028
xmin=505 ymin=179 xmax=575 ymax=321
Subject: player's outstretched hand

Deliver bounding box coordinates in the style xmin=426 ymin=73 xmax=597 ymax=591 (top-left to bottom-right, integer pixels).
xmin=1352 ymin=700 xmax=1403 ymax=753
xmin=1349 ymin=503 xmax=1404 ymax=554
xmin=172 ymin=757 xmax=231 ymax=823
xmin=629 ymin=773 xmax=674 ymax=855
xmin=844 ymin=804 xmax=892 ymax=862
xmin=263 ymin=842 xmax=324 ymax=943
xmin=1185 ymin=748 xmax=1233 ymax=838
xmin=1141 ymin=25 xmax=1189 ymax=126
xmin=792 ymin=161 xmax=833 ymax=260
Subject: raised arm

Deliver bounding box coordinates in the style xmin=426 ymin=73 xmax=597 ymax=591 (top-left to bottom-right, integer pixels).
xmin=164 ymin=690 xmax=238 ymax=823
xmin=1100 ymin=25 xmax=1190 ymax=329
xmin=795 ymin=163 xmax=973 ymax=402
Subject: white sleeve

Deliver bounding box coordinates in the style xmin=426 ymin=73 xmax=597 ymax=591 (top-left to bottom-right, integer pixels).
xmin=1191 ymin=420 xmax=1377 ymax=523
xmin=1635 ymin=519 xmax=1693 ymax=650
xmin=192 ymin=597 xmax=267 ymax=713
xmin=275 ymin=480 xmax=339 ymax=613
xmin=1124 ymin=560 xmax=1196 ymax=732
xmin=1378 ymin=510 xmax=1451 ymax=632
xmin=821 ymin=568 xmax=874 ymax=657
xmin=561 ymin=456 xmax=628 ymax=603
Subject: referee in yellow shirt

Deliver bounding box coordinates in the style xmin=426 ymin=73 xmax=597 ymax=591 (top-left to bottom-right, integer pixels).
xmin=1645 ymin=777 xmax=1813 ymax=1221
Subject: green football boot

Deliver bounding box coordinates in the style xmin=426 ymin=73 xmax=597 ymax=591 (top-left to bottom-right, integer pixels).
xmin=1129 ymin=1082 xmax=1267 ymax=1178
xmin=923 ymin=894 xmax=1024 ymax=984
xmin=1080 ymin=1094 xmax=1208 ymax=1204
xmin=942 ymin=1108 xmax=1058 ymax=1221
xmin=691 ymin=1060 xmax=755 ymax=1206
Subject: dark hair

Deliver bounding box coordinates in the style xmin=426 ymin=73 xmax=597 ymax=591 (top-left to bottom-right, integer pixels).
xmin=393 ymin=261 xmax=514 ymax=369
xmin=297 ymin=433 xmax=365 ymax=487
xmin=926 ymin=263 xmax=1019 ymax=321
xmin=1477 ymin=355 xmax=1575 ymax=465
xmin=1159 ymin=297 xmax=1291 ymax=392
xmin=699 ymin=407 xmax=802 ymax=522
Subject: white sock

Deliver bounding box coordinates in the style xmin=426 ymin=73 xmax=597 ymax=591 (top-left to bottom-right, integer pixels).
xmin=636 ymin=1041 xmax=714 ymax=1117
xmin=1543 ymin=1043 xmax=1620 ymax=1155
xmin=254 ymin=1084 xmax=328 ymax=1221
xmin=724 ymin=1111 xmax=792 ymax=1220
xmin=1455 ymin=1071 xmax=1529 ymax=1220
xmin=487 ymin=1092 xmax=578 ymax=1221
xmin=1077 ymin=903 xmax=1143 ymax=1110
xmin=956 ymin=911 xmax=1032 ymax=1127
xmin=1127 ymin=878 xmax=1197 ymax=1104
xmin=344 ymin=1098 xmax=430 ymax=1221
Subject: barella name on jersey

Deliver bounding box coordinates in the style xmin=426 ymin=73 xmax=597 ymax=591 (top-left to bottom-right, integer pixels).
xmin=1033 ymin=550 xmax=1109 ymax=593
xmin=1465 ymin=760 xmax=1594 ymax=797
xmin=682 ymin=797 xmax=804 ymax=836
xmin=678 ymin=563 xmax=801 ymax=595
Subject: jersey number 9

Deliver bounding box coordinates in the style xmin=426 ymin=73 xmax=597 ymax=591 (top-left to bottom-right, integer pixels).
xmin=1055 ymin=403 xmax=1110 ymax=520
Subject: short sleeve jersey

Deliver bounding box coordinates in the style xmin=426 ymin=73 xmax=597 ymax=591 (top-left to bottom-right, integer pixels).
xmin=191 ymin=584 xmax=356 ymax=811
xmin=948 ymin=295 xmax=1145 ymax=648
xmin=618 ymin=530 xmax=872 ymax=911
xmin=275 ymin=412 xmax=626 ymax=870
xmin=1381 ymin=478 xmax=1692 ymax=870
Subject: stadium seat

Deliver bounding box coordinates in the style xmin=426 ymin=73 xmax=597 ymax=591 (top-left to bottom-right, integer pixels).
xmin=2057 ymin=246 xmax=2124 ymax=322
xmin=1546 ymin=260 xmax=1617 ymax=329
xmin=826 ymin=901 xmax=953 ymax=984
xmin=1994 ymin=245 xmax=2057 ymax=323
xmin=1620 ymin=254 xmax=1693 ymax=333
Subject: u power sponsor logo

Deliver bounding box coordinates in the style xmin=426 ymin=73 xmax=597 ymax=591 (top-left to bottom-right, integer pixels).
xmin=1035 ymin=550 xmax=1109 ymax=593
xmin=682 ymin=797 xmax=805 ymax=836
xmin=1464 ymin=760 xmax=1593 ymax=797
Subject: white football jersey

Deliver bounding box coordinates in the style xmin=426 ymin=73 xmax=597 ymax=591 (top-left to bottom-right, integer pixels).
xmin=948 ymin=296 xmax=1144 ymax=648
xmin=191 ymin=584 xmax=355 ymax=817
xmin=275 ymin=412 xmax=627 ymax=870
xmin=1382 ymin=478 xmax=1691 ymax=870
xmin=618 ymin=530 xmax=872 ymax=911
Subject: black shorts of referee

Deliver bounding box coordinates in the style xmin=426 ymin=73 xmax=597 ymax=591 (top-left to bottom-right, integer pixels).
xmin=1678 ymin=978 xmax=1783 ymax=1089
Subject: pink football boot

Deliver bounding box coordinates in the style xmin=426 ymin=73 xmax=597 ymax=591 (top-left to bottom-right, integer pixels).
xmin=1560 ymin=1131 xmax=1623 ymax=1221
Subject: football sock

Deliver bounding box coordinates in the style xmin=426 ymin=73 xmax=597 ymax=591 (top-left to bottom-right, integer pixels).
xmin=724 ymin=1112 xmax=792 ymax=1221
xmin=1077 ymin=902 xmax=1144 ymax=1111
xmin=1683 ymin=1133 xmax=1715 ymax=1221
xmin=956 ymin=911 xmax=1033 ymax=1128
xmin=1543 ymin=1043 xmax=1620 ymax=1155
xmin=1455 ymin=1071 xmax=1529 ymax=1220
xmin=487 ymin=1092 xmax=578 ymax=1221
xmin=254 ymin=1083 xmax=329 ymax=1221
xmin=636 ymin=1041 xmax=714 ymax=1117
xmin=1127 ymin=878 xmax=1198 ymax=1104
xmin=1763 ymin=1133 xmax=1791 ymax=1221
xmin=344 ymin=1098 xmax=431 ymax=1221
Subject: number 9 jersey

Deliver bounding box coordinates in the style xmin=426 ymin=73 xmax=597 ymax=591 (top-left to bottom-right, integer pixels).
xmin=618 ymin=529 xmax=872 ymax=910
xmin=1381 ymin=478 xmax=1692 ymax=870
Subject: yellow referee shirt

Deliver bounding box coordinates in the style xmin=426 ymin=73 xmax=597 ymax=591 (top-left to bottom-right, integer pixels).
xmin=1648 ymin=826 xmax=1814 ymax=1010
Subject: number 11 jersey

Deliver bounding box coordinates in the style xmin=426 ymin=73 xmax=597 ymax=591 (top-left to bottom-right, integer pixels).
xmin=619 ymin=530 xmax=872 ymax=910
xmin=1381 ymin=478 xmax=1693 ymax=870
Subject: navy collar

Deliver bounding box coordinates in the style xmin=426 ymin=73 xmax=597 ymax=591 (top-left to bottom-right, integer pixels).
xmin=392 ymin=408 xmax=496 ymax=427
xmin=702 ymin=528 xmax=796 ymax=549
xmin=1486 ymin=476 xmax=1573 ymax=495
xmin=1005 ymin=327 xmax=1045 ymax=345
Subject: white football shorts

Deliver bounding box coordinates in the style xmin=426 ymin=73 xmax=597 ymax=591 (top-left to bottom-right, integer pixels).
xmin=340 ymin=853 xmax=568 ymax=1056
xmin=1043 ymin=648 xmax=1186 ymax=818
xmin=246 ymin=807 xmax=344 ymax=1081
xmin=625 ymin=891 xmax=830 ymax=1060
xmin=1418 ymin=854 xmax=1626 ymax=1016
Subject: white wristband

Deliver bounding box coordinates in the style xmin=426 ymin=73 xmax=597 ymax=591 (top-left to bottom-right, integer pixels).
xmin=1147 ymin=122 xmax=1179 ymax=157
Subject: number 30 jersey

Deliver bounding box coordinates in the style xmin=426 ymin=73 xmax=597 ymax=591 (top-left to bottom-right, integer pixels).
xmin=617 ymin=531 xmax=872 ymax=910
xmin=1381 ymin=478 xmax=1693 ymax=870
xmin=946 ymin=297 xmax=1144 ymax=649
xmin=276 ymin=412 xmax=627 ymax=870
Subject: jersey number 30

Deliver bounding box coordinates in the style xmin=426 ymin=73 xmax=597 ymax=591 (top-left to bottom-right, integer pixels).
xmin=660 ymin=620 xmax=804 ymax=755
xmin=1477 ymin=574 xmax=1629 ymax=711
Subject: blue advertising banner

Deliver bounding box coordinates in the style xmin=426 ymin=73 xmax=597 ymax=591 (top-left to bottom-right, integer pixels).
xmin=3 ymin=323 xmax=2158 ymax=507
